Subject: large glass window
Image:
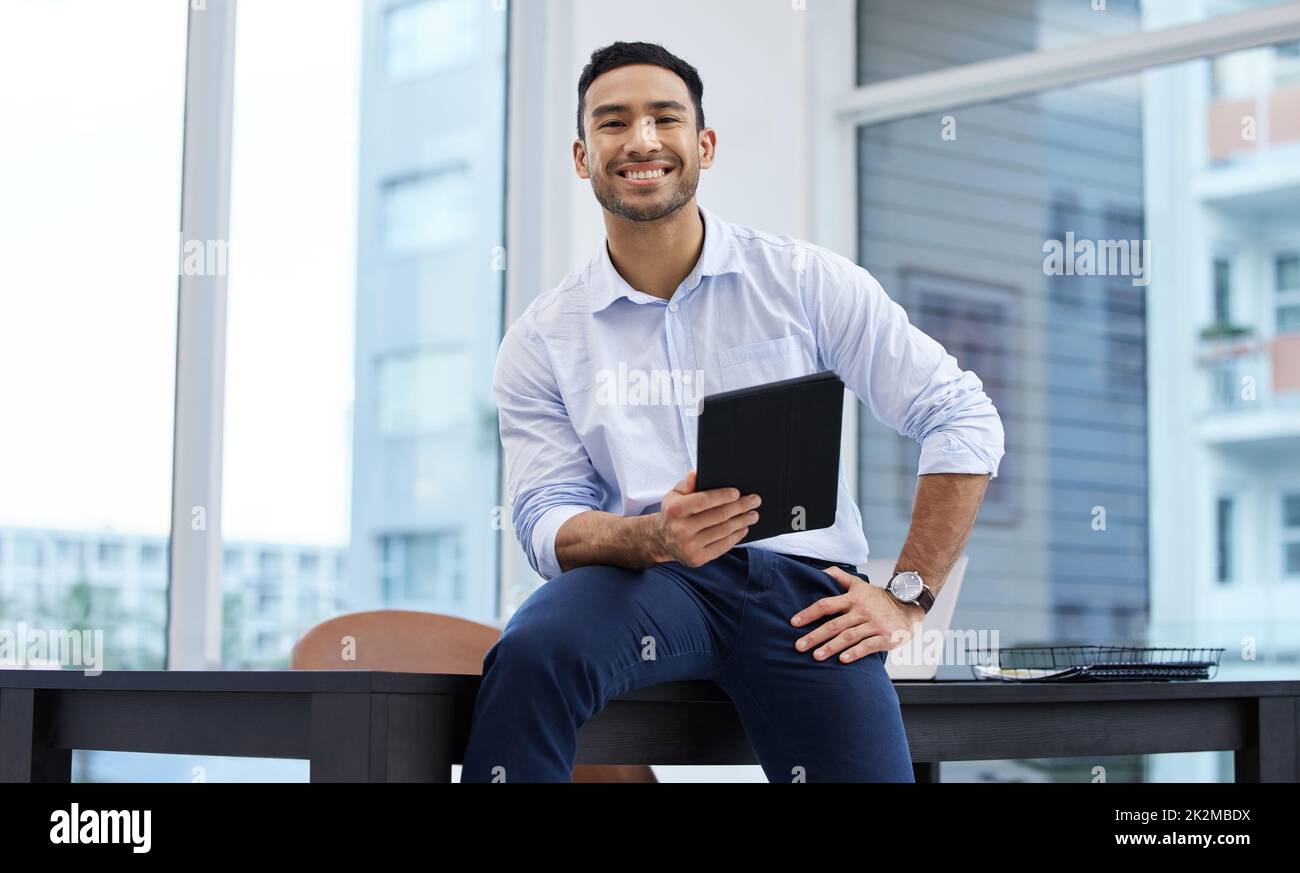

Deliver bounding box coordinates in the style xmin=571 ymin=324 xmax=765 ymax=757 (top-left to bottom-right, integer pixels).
xmin=855 ymin=36 xmax=1148 ymax=656
xmin=0 ymin=1 xmax=185 ymax=672
xmin=853 ymin=0 xmax=1300 ymax=782
xmin=46 ymin=0 xmax=511 ymax=784
xmin=0 ymin=0 xmax=188 ymax=785
xmin=220 ymin=0 xmax=507 ymax=686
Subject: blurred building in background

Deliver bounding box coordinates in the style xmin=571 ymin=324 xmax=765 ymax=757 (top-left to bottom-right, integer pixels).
xmin=853 ymin=0 xmax=1149 ymax=782
xmin=0 ymin=526 xmax=344 ymax=671
xmin=1145 ymin=4 xmax=1300 ymax=694
xmin=346 ymin=0 xmax=508 ymax=624
xmin=852 ymin=0 xmax=1299 ymax=782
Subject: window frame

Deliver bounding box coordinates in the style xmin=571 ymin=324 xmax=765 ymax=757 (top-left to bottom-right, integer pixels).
xmin=1274 ymin=250 xmax=1300 ymax=334
xmin=1215 ymin=494 xmax=1236 ymax=584
xmin=1283 ymin=489 xmax=1300 ymax=579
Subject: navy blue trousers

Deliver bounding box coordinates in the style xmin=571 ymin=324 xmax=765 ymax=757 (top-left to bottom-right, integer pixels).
xmin=461 ymin=546 xmax=914 ymax=782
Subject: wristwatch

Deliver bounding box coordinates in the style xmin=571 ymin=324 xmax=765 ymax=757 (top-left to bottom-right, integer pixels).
xmin=885 ymin=569 xmax=936 ymax=615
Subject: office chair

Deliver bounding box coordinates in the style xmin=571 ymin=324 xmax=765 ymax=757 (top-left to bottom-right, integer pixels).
xmin=291 ymin=609 xmax=657 ymax=783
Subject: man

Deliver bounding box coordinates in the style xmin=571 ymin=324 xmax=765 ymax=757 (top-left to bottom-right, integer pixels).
xmin=461 ymin=41 xmax=1004 ymax=783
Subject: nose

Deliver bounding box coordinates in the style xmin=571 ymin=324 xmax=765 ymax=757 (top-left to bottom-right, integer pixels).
xmin=627 ymin=114 xmax=661 ymax=153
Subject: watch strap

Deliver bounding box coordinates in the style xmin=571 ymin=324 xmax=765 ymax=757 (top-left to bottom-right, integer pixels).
xmin=915 ymin=584 xmax=935 ymax=615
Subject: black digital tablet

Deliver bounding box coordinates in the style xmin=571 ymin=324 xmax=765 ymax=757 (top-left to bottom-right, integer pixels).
xmin=695 ymin=370 xmax=844 ymax=544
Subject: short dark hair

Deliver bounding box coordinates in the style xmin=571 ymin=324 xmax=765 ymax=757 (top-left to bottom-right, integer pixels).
xmin=576 ymin=41 xmax=705 ymax=143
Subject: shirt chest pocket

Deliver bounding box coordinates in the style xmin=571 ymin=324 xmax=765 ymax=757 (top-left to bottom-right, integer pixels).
xmin=715 ymin=334 xmax=806 ymax=392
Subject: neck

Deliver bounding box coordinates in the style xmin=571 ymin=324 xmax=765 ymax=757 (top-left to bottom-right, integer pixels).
xmin=603 ymin=199 xmax=704 ymax=301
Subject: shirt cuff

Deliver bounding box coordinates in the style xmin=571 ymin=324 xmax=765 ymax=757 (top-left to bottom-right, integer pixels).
xmin=917 ymin=430 xmax=1001 ymax=478
xmin=530 ymin=504 xmax=596 ymax=580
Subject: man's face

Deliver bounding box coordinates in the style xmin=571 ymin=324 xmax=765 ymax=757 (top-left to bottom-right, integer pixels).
xmin=574 ymin=64 xmax=715 ymax=222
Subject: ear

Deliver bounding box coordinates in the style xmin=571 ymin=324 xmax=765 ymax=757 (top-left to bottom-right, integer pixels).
xmin=697 ymin=127 xmax=718 ymax=170
xmin=573 ymin=138 xmax=591 ymax=179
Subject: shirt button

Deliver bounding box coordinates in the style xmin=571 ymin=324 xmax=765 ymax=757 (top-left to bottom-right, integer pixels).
xmin=668 ymin=302 xmax=678 ymax=312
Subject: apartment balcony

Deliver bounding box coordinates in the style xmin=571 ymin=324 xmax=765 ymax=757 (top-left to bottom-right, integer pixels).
xmin=1198 ymin=330 xmax=1300 ymax=448
xmin=1199 ymin=86 xmax=1300 ymax=215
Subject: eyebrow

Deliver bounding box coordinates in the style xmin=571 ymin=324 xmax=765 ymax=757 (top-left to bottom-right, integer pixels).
xmin=590 ymin=100 xmax=689 ymax=121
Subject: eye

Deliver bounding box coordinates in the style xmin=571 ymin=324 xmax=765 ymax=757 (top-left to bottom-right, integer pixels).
xmin=657 ymin=116 xmax=680 ymax=123
xmin=600 ymin=120 xmax=625 ymax=129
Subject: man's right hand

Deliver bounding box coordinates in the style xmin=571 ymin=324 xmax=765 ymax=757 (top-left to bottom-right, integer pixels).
xmin=650 ymin=470 xmax=761 ymax=567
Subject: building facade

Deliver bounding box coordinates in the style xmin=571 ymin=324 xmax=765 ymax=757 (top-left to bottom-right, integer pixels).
xmin=346 ymin=0 xmax=509 ymax=623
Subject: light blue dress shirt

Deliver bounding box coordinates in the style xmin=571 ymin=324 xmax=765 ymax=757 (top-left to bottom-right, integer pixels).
xmin=495 ymin=203 xmax=1005 ymax=580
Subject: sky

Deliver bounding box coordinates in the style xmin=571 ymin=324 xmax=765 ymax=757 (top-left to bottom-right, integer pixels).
xmin=0 ymin=0 xmax=360 ymax=546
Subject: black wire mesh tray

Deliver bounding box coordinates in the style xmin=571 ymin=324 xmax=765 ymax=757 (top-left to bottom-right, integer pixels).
xmin=969 ymin=645 xmax=1224 ymax=682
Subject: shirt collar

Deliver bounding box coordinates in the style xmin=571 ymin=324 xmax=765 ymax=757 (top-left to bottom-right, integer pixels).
xmin=588 ymin=203 xmax=744 ymax=313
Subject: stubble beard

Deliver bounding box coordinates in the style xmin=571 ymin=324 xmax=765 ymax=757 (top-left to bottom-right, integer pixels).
xmin=590 ymin=158 xmax=698 ymax=223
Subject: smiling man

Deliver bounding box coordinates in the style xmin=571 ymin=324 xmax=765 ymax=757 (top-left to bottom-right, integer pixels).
xmin=461 ymin=41 xmax=1005 ymax=783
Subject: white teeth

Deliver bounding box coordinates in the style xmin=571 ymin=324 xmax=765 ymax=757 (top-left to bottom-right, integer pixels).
xmin=623 ymin=168 xmax=666 ymax=180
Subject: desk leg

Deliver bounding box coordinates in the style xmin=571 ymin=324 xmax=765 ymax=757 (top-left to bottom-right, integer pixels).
xmin=912 ymin=761 xmax=940 ymax=783
xmin=309 ymin=692 xmax=384 ymax=782
xmin=309 ymin=692 xmax=453 ymax=783
xmin=0 ymin=688 xmax=71 ymax=783
xmin=428 ymin=696 xmax=455 ymax=783
xmin=1235 ymin=696 xmax=1299 ymax=783
xmin=385 ymin=693 xmax=454 ymax=783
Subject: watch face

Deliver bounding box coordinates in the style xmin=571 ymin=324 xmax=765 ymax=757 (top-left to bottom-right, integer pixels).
xmin=889 ymin=571 xmax=924 ymax=601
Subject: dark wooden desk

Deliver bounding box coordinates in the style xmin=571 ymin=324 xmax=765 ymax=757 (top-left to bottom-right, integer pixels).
xmin=1 ymin=670 xmax=1296 ymax=782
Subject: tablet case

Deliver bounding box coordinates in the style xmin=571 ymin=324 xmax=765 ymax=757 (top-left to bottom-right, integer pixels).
xmin=695 ymin=370 xmax=844 ymax=544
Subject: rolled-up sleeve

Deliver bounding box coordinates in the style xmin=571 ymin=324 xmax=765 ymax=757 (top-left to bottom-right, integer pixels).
xmin=494 ymin=319 xmax=605 ymax=579
xmin=798 ymin=245 xmax=1005 ymax=477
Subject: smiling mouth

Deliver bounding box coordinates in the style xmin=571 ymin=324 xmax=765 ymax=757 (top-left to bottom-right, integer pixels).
xmin=618 ymin=166 xmax=674 ymax=181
